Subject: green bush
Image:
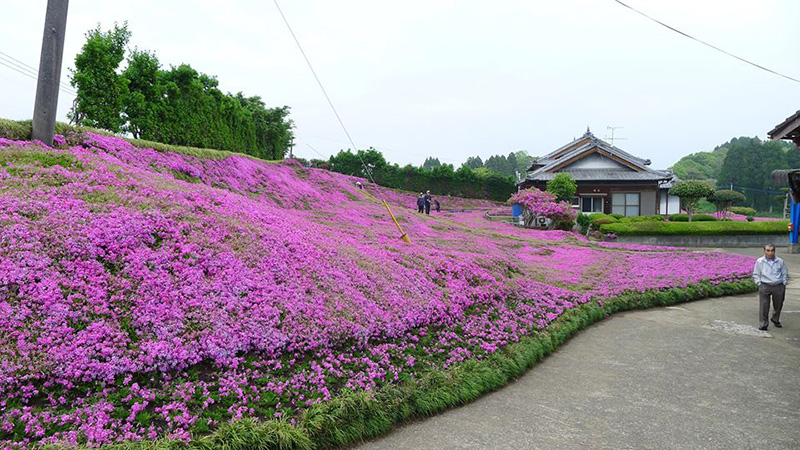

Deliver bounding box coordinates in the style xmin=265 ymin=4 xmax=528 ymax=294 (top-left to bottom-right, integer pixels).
xmin=0 ymin=118 xmax=32 ymax=140
xmin=599 ymin=220 xmax=789 ymax=236
xmin=692 ymin=214 xmax=717 ymax=222
xmin=609 ymin=213 xmax=624 ymax=219
xmin=731 ymin=206 xmax=757 ymax=217
xmin=619 ymin=215 xmax=665 ymax=223
xmin=669 ymin=213 xmax=689 ymax=222
xmin=588 ymin=213 xmax=618 ymax=227
xmin=746 ymin=216 xmax=754 ymax=222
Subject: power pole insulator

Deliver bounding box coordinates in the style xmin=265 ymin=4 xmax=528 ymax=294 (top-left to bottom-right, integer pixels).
xmin=32 ymin=0 xmax=70 ymax=146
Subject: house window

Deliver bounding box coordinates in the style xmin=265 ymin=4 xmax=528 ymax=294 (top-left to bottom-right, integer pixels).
xmin=581 ymin=196 xmax=604 ymax=213
xmin=612 ymin=193 xmax=640 ymax=216
xmin=572 ymin=196 xmax=580 ymax=207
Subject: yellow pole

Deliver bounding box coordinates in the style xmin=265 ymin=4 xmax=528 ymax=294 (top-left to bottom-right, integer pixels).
xmin=382 ymin=200 xmax=411 ymax=243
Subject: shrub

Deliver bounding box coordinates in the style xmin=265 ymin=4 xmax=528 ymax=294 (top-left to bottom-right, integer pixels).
xmin=619 ymin=215 xmax=665 ymax=223
xmin=588 ymin=214 xmax=618 ymax=228
xmin=731 ymin=206 xmax=757 ymax=217
xmin=609 ymin=213 xmax=624 ymax=219
xmin=668 ymin=180 xmax=715 ymax=221
xmin=691 ymin=214 xmax=717 ymax=222
xmin=546 ymin=173 xmax=577 ymax=202
xmin=508 ymin=188 xmax=576 ymax=229
xmin=669 ymin=213 xmax=689 ymax=222
xmin=746 ymin=216 xmax=755 ymax=222
xmin=708 ymin=189 xmax=746 ymax=219
xmin=599 ymin=220 xmax=789 ymax=236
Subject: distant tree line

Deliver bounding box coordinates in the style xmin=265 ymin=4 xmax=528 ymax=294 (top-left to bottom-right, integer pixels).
xmin=670 ymin=137 xmax=799 ymax=212
xmin=320 ymin=149 xmax=517 ymax=202
xmin=423 ymin=151 xmax=535 ymax=179
xmin=69 ymin=23 xmax=294 ymax=160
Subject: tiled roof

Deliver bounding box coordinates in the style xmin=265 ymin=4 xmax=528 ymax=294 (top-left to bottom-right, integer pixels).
xmin=521 ymin=130 xmax=675 ymax=185
xmin=527 ymin=169 xmax=673 ymax=182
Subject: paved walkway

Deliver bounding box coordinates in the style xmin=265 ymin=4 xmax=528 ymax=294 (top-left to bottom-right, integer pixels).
xmin=356 ymin=247 xmax=800 ymax=449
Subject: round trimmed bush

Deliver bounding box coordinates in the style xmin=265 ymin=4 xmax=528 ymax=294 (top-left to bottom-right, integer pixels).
xmin=669 ymin=213 xmax=689 ymax=222
xmin=692 ymin=214 xmax=717 ymax=222
xmin=610 ymin=213 xmax=624 ymax=219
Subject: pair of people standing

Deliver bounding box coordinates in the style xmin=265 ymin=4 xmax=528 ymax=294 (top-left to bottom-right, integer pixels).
xmin=752 ymin=244 xmax=788 ymax=331
xmin=416 ymin=190 xmax=439 ymax=214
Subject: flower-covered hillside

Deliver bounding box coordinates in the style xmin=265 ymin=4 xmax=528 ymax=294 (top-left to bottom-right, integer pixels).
xmin=0 ymin=133 xmax=754 ymax=448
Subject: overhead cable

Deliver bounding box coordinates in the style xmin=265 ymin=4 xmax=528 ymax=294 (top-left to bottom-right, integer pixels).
xmin=612 ymin=0 xmax=800 ymax=85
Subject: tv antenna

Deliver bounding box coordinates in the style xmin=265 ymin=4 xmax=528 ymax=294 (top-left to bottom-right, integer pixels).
xmin=606 ymin=126 xmax=627 ymax=146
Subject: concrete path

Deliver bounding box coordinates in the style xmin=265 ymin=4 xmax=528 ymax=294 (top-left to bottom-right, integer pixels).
xmin=356 ymin=248 xmax=800 ymax=449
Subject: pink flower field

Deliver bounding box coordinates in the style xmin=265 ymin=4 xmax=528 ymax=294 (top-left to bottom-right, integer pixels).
xmin=0 ymin=133 xmax=755 ymax=448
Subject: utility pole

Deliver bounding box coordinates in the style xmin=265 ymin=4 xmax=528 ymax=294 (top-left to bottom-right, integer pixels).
xmin=32 ymin=0 xmax=69 ymax=146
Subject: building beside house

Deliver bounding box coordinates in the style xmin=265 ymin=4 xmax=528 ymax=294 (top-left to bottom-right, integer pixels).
xmin=518 ymin=129 xmax=680 ymax=216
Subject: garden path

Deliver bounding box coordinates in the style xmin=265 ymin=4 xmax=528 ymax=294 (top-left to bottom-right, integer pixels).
xmin=355 ymin=247 xmax=800 ymax=450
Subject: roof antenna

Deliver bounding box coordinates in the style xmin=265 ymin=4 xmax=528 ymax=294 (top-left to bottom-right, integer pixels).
xmin=606 ymin=126 xmax=627 ymax=146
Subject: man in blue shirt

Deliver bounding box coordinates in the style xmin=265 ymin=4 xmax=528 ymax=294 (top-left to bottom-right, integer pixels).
xmin=752 ymin=244 xmax=789 ymax=331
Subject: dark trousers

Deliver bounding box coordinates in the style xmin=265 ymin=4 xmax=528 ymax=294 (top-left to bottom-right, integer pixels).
xmin=418 ymin=205 xmax=424 ymax=213
xmin=425 ymin=203 xmax=430 ymax=214
xmin=759 ymin=283 xmax=785 ymax=327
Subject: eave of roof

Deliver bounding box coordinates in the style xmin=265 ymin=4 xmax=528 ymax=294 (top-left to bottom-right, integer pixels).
xmin=768 ymin=110 xmax=800 ymax=140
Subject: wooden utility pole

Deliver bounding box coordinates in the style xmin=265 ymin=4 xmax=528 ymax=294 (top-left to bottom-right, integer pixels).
xmin=32 ymin=0 xmax=69 ymax=146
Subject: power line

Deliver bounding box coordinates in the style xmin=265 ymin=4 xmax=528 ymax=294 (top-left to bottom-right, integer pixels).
xmin=612 ymin=0 xmax=800 ymax=85
xmin=272 ymin=0 xmax=378 ymax=185
xmin=0 ymin=50 xmax=75 ymax=93
xmin=0 ymin=58 xmax=77 ymax=97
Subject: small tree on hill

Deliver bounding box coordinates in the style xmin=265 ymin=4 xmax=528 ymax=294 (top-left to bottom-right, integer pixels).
xmin=669 ymin=180 xmax=715 ymax=222
xmin=546 ymin=173 xmax=577 ymax=202
xmin=707 ymin=189 xmax=746 ymax=220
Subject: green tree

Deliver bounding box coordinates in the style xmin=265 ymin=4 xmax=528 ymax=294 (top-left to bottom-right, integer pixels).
xmin=464 ymin=156 xmax=483 ymax=169
xmin=707 ymin=189 xmax=746 ymax=219
xmin=69 ymin=22 xmax=131 ymax=131
xmin=546 ymin=173 xmax=577 ymax=202
xmin=422 ymin=157 xmax=441 ymax=171
xmin=514 ymin=150 xmax=536 ymax=174
xmin=122 ymin=49 xmax=163 ymax=139
xmin=668 ymin=180 xmax=715 ymax=221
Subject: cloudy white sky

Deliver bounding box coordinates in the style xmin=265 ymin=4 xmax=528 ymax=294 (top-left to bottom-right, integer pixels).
xmin=2 ymin=0 xmax=799 ymax=170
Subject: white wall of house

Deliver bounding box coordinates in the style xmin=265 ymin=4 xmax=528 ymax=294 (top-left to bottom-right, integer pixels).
xmin=564 ymin=153 xmax=631 ymax=170
xmin=659 ymin=190 xmax=681 ymax=214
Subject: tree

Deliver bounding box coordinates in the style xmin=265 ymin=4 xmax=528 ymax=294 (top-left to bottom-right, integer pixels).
xmin=69 ymin=22 xmax=131 ymax=131
xmin=122 ymin=49 xmax=163 ymax=139
xmin=669 ymin=180 xmax=715 ymax=221
xmin=707 ymin=189 xmax=746 ymax=219
xmin=546 ymin=173 xmax=577 ymax=203
xmin=464 ymin=156 xmax=483 ymax=169
xmin=484 ymin=154 xmax=510 ymax=176
xmin=422 ymin=157 xmax=441 ymax=171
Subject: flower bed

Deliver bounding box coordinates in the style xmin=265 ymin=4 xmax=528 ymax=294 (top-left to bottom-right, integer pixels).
xmin=0 ymin=133 xmax=756 ymax=449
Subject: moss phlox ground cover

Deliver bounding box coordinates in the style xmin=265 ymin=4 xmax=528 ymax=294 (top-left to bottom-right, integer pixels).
xmin=0 ymin=134 xmax=754 ymax=448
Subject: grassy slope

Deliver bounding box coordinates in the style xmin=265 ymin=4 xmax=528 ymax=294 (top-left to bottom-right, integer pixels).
xmin=0 ymin=126 xmax=757 ymax=449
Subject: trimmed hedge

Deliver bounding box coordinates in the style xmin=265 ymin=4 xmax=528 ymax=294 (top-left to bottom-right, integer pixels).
xmin=69 ymin=279 xmax=755 ymax=450
xmin=599 ymin=220 xmax=788 ymax=236
xmin=618 ymin=215 xmax=665 ymax=223
xmin=731 ymin=206 xmax=757 ymax=217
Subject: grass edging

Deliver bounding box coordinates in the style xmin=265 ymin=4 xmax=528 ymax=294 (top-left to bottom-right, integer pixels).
xmin=56 ymin=279 xmax=756 ymax=450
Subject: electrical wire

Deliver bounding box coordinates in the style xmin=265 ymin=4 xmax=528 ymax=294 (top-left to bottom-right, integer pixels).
xmin=0 ymin=50 xmax=76 ymax=93
xmin=0 ymin=59 xmax=77 ymax=97
xmin=612 ymin=0 xmax=800 ymax=84
xmin=272 ymin=0 xmax=378 ymax=184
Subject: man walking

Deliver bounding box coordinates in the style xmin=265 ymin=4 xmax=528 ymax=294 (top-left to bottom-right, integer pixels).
xmin=417 ymin=193 xmax=425 ymax=213
xmin=752 ymin=244 xmax=788 ymax=331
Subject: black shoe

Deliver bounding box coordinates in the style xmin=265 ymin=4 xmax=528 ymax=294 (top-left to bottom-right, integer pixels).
xmin=771 ymin=319 xmax=782 ymax=328
xmin=758 ymin=325 xmax=768 ymax=331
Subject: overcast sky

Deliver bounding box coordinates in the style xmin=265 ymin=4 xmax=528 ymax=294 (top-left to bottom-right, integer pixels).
xmin=2 ymin=0 xmax=799 ymax=170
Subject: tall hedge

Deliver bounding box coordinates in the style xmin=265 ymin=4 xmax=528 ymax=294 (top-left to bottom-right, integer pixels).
xmin=70 ymin=24 xmax=293 ymax=160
